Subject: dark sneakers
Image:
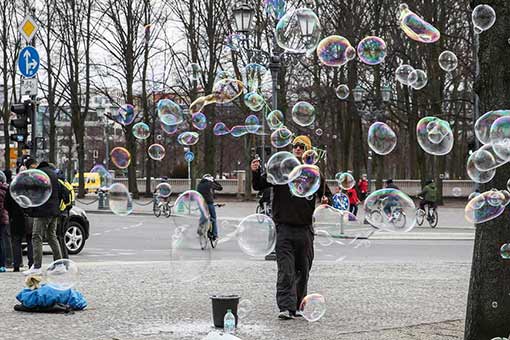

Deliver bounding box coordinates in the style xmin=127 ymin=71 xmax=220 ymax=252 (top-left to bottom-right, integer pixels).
xmin=278 ymin=310 xmax=294 ymax=320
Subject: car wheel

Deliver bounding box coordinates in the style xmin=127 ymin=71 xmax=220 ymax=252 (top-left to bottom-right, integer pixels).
xmin=65 ymin=221 xmax=86 ymax=255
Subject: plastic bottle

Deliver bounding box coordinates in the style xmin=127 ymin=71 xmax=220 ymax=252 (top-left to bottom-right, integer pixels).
xmin=223 ymin=309 xmax=236 ymax=334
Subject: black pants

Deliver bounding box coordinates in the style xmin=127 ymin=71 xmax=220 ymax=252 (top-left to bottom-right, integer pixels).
xmin=276 ymin=224 xmax=314 ymax=313
xmin=57 ymin=214 xmax=69 ymax=259
xmin=349 ymin=204 xmax=358 ymax=216
xmin=11 ymin=232 xmax=33 ymax=270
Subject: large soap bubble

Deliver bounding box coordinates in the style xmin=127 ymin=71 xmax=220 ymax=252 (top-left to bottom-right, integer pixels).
xmin=192 ymin=112 xmax=207 ymax=130
xmin=213 ymin=79 xmax=245 ymax=104
xmin=10 ymin=169 xmax=52 ymax=208
xmin=157 ymin=99 xmax=184 ymax=125
xmin=292 ymin=101 xmax=316 ymax=127
xmin=300 ymin=294 xmax=326 ymax=322
xmin=132 ymin=122 xmax=150 ymax=140
xmin=230 ymin=125 xmax=249 ymax=138
xmin=335 ymin=172 xmax=355 ymax=190
xmin=148 ymin=143 xmax=165 ymax=161
xmin=90 ymin=164 xmax=113 ymax=187
xmin=317 ymin=35 xmax=356 ymax=67
xmin=266 ymin=151 xmax=300 ymax=185
xmin=335 ymin=85 xmax=349 ymax=100
xmin=45 ymin=259 xmax=79 ymax=290
xmin=109 ymin=183 xmax=132 ymax=216
xmin=213 ymin=122 xmax=230 ymax=136
xmin=161 ymin=121 xmax=178 ymax=135
xmin=472 ymin=4 xmax=496 ymax=32
xmin=114 ymin=104 xmax=136 ymax=126
xmin=288 ymin=164 xmax=321 ymax=198
xmin=244 ymin=63 xmax=267 ymax=92
xmin=398 ymin=3 xmax=440 ymax=43
xmin=416 ymin=117 xmax=453 ymax=155
xmin=171 ymin=190 xmax=211 ymax=283
xmin=302 ymin=149 xmax=319 ymax=165
xmin=438 ymin=51 xmax=458 ymax=72
xmin=177 ymin=131 xmax=200 ymax=146
xmin=489 ymin=116 xmax=510 ymax=161
xmin=367 ymin=122 xmax=397 ymax=155
xmin=465 ymin=189 xmax=509 ymax=224
xmin=271 ymin=127 xmax=294 ymax=148
xmin=110 ymin=147 xmax=131 ymax=169
xmin=471 ymin=143 xmax=507 ymax=171
xmin=356 ymin=36 xmax=386 ymax=65
xmin=364 ymin=188 xmax=416 ymax=232
xmin=189 ymin=94 xmax=216 ymax=115
xmin=267 ymin=110 xmax=284 ymax=130
xmin=475 ymin=110 xmax=510 ymax=144
xmin=155 ymin=182 xmax=172 ymax=198
xmin=236 ymin=214 xmax=276 ymax=257
xmin=245 ymin=115 xmax=260 ymax=133
xmin=395 ymin=64 xmax=415 ymax=86
xmin=408 ymin=69 xmax=428 ymax=90
xmin=466 ymin=153 xmax=496 ymax=183
xmin=244 ymin=92 xmax=265 ymax=112
xmin=275 ymin=8 xmax=321 ymax=53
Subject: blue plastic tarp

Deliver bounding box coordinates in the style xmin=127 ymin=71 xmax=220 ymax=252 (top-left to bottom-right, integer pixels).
xmin=16 ymin=284 xmax=87 ymax=310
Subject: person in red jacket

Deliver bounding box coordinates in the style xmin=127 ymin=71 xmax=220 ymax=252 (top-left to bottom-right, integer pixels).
xmin=0 ymin=171 xmax=9 ymax=272
xmin=357 ymin=174 xmax=369 ymax=201
xmin=347 ymin=187 xmax=361 ymax=216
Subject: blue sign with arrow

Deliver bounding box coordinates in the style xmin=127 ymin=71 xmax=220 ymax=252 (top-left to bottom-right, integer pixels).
xmin=18 ymin=46 xmax=40 ymax=78
xmin=184 ymin=151 xmax=194 ymax=163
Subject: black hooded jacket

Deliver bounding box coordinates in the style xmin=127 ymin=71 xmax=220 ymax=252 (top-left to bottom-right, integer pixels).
xmin=196 ymin=178 xmax=223 ymax=204
xmin=27 ymin=162 xmax=62 ymax=218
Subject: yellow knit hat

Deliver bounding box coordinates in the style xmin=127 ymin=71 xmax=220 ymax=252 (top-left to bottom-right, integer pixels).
xmin=292 ymin=135 xmax=312 ymax=151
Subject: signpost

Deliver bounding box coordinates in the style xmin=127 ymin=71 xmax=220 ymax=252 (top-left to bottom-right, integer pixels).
xmin=184 ymin=150 xmax=194 ymax=190
xmin=18 ymin=46 xmax=40 ymax=79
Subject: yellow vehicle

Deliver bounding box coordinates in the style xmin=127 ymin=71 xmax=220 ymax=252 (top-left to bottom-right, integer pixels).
xmin=72 ymin=172 xmax=102 ymax=194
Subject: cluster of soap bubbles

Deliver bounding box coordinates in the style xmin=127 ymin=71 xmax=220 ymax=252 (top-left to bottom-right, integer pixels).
xmin=464 ymin=189 xmax=510 ymax=224
xmin=416 ymin=117 xmax=454 ymax=156
xmin=9 ymin=169 xmax=52 ymax=208
xmin=394 ymin=64 xmax=428 ymax=90
xmin=367 ymin=122 xmax=397 ymax=155
xmin=472 ymin=4 xmax=496 ymax=34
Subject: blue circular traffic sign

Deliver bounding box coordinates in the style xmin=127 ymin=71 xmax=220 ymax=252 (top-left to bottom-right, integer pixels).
xmin=184 ymin=151 xmax=194 ymax=163
xmin=18 ymin=46 xmax=40 ymax=78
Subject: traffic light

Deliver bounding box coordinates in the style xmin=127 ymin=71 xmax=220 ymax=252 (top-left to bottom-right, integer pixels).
xmin=10 ymin=100 xmax=33 ymax=145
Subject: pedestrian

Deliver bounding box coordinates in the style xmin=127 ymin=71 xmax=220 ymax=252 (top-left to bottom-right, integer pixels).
xmin=251 ymin=135 xmax=332 ymax=320
xmin=4 ymin=169 xmax=33 ymax=272
xmin=23 ymin=160 xmax=63 ymax=276
xmin=55 ymin=169 xmax=75 ymax=259
xmin=0 ymin=170 xmax=9 ymax=272
xmin=346 ymin=186 xmax=361 ymax=216
xmin=357 ymin=174 xmax=369 ymax=201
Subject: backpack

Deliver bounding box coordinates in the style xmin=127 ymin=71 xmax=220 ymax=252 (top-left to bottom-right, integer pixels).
xmin=58 ymin=179 xmax=75 ymax=212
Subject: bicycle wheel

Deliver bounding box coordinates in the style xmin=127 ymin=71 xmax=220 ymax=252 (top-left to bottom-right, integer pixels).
xmin=368 ymin=210 xmax=383 ymax=226
xmin=428 ymin=209 xmax=438 ymax=228
xmin=393 ymin=211 xmax=407 ymax=229
xmin=164 ymin=204 xmax=172 ymax=218
xmin=208 ymin=229 xmax=218 ymax=249
xmin=416 ymin=209 xmax=425 ymax=226
xmin=153 ymin=203 xmax=161 ymax=218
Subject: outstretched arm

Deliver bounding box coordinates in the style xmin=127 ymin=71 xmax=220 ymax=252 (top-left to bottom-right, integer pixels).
xmin=251 ymin=159 xmax=272 ymax=191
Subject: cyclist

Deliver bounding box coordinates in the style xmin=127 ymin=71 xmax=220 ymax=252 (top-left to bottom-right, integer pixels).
xmin=418 ymin=179 xmax=437 ymax=212
xmin=383 ymin=179 xmax=400 ymax=221
xmin=197 ymin=174 xmax=223 ymax=241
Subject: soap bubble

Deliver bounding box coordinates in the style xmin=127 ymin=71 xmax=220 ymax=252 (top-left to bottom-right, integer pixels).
xmin=500 ymin=243 xmax=510 ymax=259
xmin=171 ymin=190 xmax=211 ymax=282
xmin=313 ymin=204 xmax=342 ymax=232
xmin=275 ymin=8 xmax=322 ymax=54
xmin=356 ymin=36 xmax=387 ymax=65
xmin=230 ymin=125 xmax=249 ymax=138
xmin=245 ymin=115 xmax=260 ymax=133
xmin=302 ymin=149 xmax=319 ymax=165
xmin=189 ymin=94 xmax=216 ymax=115
xmin=315 ymin=128 xmax=323 ymax=136
xmin=90 ymin=164 xmax=113 ymax=187
xmin=45 ymin=259 xmax=79 ymax=290
xmin=489 ymin=116 xmax=510 ymax=160
xmin=408 ymin=69 xmax=428 ymax=90
xmin=468 ymin=191 xmax=481 ymax=202
xmin=491 ymin=301 xmax=498 ymax=309
xmin=192 ymin=112 xmax=207 ymax=130
xmin=364 ymin=188 xmax=416 ymax=232
xmin=155 ymin=182 xmax=172 ymax=198
xmin=438 ymin=51 xmax=458 ymax=72
xmin=367 ymin=122 xmax=397 ymax=155
xmin=244 ymin=91 xmax=265 ymax=112
xmin=271 ymin=127 xmax=294 ymax=148
xmin=132 ymin=122 xmax=150 ymax=140
xmin=466 ymin=153 xmax=496 ymax=183
xmin=335 ymin=84 xmax=349 ymax=100
xmin=398 ymin=3 xmax=440 ymax=43
xmin=161 ymin=121 xmax=178 ymax=135
xmin=288 ymin=164 xmax=321 ymax=197
xmin=157 ymin=99 xmax=184 ymax=125
xmin=213 ymin=79 xmax=245 ymax=104
xmin=475 ymin=110 xmax=510 ymax=144
xmin=416 ymin=117 xmax=454 ymax=155
xmin=332 ymin=193 xmax=350 ymax=211
xmin=10 ymin=169 xmax=52 ymax=208
xmin=114 ymin=104 xmax=136 ymax=126
xmin=148 ymin=143 xmax=165 ymax=161
xmin=266 ymin=151 xmax=301 ymax=185
xmin=110 ymin=147 xmax=131 ymax=169
xmin=471 ymin=143 xmax=507 ymax=171
xmin=108 ymin=183 xmax=132 ymax=216
xmin=300 ymin=294 xmax=326 ymax=322
xmin=236 ymin=214 xmax=276 ymax=257
xmin=452 ymin=187 xmax=462 ymax=197
xmin=472 ymin=4 xmax=496 ymax=32
xmin=267 ymin=110 xmax=284 ymax=130
xmin=213 ymin=122 xmax=230 ymax=136
xmin=317 ymin=35 xmax=356 ymax=67
xmin=244 ymin=63 xmax=267 ymax=92
xmin=224 ymin=32 xmax=243 ymax=51
xmin=186 ymin=62 xmax=201 ymax=81
xmin=292 ymin=101 xmax=316 ymax=127
xmin=465 ymin=189 xmax=507 ymax=224
xmin=177 ymin=131 xmax=200 ymax=146
xmin=395 ymin=64 xmax=415 ymax=86
xmin=336 ymin=172 xmax=355 ymax=190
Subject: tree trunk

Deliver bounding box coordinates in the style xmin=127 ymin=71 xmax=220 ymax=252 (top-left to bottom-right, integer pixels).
xmin=465 ymin=1 xmax=510 ymax=338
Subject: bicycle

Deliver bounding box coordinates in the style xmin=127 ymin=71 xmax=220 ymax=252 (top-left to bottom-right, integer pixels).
xmin=367 ymin=199 xmax=407 ymax=229
xmin=153 ymin=195 xmax=172 ymax=218
xmin=416 ymin=198 xmax=438 ymax=228
xmin=198 ymin=203 xmax=225 ymax=250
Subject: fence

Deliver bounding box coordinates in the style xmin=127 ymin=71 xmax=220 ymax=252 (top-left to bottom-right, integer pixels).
xmin=112 ymin=177 xmax=477 ymax=197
